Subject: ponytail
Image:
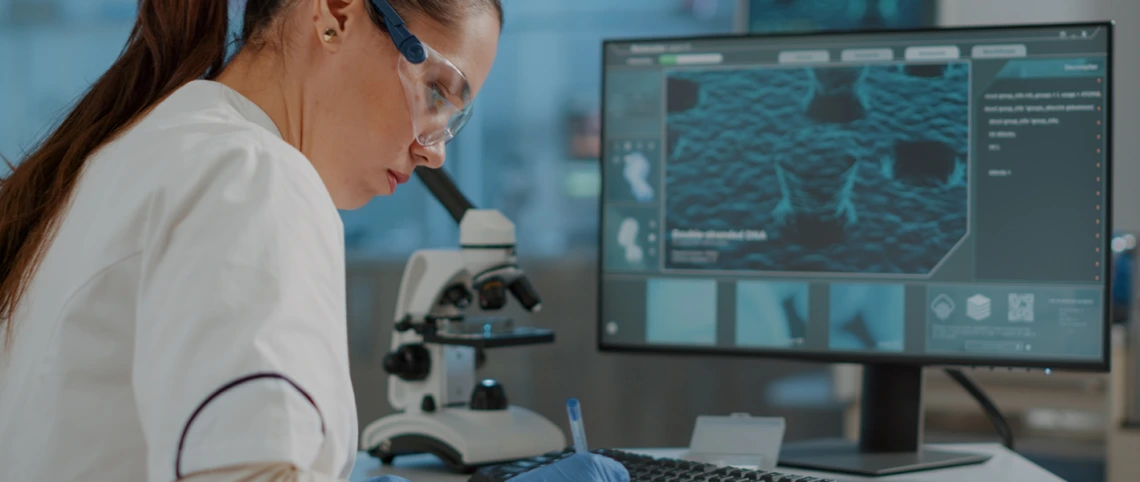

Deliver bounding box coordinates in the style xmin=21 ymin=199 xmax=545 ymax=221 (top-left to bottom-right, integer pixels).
xmin=0 ymin=0 xmax=230 ymax=344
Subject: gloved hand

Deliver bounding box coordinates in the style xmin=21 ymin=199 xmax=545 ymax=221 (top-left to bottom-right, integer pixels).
xmin=513 ymin=453 xmax=630 ymax=482
xmin=362 ymin=477 xmax=410 ymax=482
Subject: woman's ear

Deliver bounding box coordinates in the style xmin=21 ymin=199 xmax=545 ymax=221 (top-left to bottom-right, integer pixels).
xmin=313 ymin=0 xmax=366 ymax=51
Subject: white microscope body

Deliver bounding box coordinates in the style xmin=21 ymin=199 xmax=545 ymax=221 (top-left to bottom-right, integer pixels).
xmin=361 ymin=209 xmax=566 ymax=473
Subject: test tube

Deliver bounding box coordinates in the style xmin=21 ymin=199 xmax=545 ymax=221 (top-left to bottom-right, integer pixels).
xmin=566 ymin=398 xmax=589 ymax=454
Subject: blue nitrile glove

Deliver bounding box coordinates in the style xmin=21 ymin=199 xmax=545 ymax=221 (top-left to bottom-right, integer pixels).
xmin=513 ymin=453 xmax=630 ymax=482
xmin=363 ymin=477 xmax=410 ymax=482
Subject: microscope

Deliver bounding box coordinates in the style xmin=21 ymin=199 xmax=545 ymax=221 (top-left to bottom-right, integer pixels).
xmin=361 ymin=168 xmax=566 ymax=473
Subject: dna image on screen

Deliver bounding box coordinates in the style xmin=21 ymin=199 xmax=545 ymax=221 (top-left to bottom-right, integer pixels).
xmin=664 ymin=62 xmax=969 ymax=275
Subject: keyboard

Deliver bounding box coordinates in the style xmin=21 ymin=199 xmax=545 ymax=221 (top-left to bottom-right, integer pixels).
xmin=469 ymin=448 xmax=836 ymax=482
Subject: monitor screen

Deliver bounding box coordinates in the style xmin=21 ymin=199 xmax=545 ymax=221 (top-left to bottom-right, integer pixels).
xmin=598 ymin=23 xmax=1112 ymax=370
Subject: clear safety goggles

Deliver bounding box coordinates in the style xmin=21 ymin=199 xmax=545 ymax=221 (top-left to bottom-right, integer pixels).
xmin=397 ymin=43 xmax=474 ymax=146
xmin=371 ymin=0 xmax=474 ymax=146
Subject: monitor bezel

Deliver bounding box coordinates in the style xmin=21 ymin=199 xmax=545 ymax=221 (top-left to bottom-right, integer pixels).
xmin=596 ymin=21 xmax=1115 ymax=373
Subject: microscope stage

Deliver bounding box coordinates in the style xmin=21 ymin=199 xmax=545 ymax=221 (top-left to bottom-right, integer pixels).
xmin=422 ymin=326 xmax=555 ymax=348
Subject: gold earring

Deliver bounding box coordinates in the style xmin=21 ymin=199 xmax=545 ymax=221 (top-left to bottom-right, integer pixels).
xmin=323 ymin=28 xmax=337 ymax=42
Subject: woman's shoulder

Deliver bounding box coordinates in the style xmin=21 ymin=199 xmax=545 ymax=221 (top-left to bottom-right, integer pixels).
xmin=133 ymin=81 xmax=304 ymax=170
xmin=106 ymin=81 xmax=336 ymax=221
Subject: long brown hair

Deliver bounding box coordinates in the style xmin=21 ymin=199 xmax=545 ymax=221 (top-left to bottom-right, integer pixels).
xmin=0 ymin=0 xmax=504 ymax=344
xmin=0 ymin=0 xmax=229 ymax=344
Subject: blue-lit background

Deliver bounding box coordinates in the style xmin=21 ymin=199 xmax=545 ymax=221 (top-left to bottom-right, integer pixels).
xmin=745 ymin=0 xmax=937 ymax=34
xmin=0 ymin=0 xmax=738 ymax=261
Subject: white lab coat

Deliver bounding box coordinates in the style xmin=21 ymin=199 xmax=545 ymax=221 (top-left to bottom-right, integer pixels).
xmin=0 ymin=80 xmax=358 ymax=481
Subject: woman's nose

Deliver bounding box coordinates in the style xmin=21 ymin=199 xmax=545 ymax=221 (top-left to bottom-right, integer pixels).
xmin=412 ymin=141 xmax=446 ymax=170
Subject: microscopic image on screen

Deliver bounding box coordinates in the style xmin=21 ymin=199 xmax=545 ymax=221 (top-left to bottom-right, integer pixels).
xmin=736 ymin=281 xmax=809 ymax=348
xmin=664 ymin=63 xmax=969 ymax=275
xmin=646 ymin=278 xmax=718 ymax=346
xmin=606 ymin=139 xmax=661 ymax=204
xmin=603 ymin=206 xmax=661 ymax=272
xmin=829 ymin=283 xmax=905 ymax=352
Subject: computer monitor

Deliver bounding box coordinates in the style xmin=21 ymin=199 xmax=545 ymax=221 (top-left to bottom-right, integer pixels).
xmin=598 ymin=22 xmax=1113 ymax=476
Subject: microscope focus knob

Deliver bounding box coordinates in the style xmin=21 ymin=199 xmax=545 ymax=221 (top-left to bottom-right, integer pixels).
xmin=383 ymin=344 xmax=431 ymax=381
xmin=470 ymin=379 xmax=509 ymax=411
xmin=441 ymin=283 xmax=472 ymax=309
xmin=394 ymin=315 xmax=415 ymax=333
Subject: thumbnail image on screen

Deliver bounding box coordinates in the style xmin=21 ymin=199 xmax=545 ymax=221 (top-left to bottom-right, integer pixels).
xmin=607 ymin=139 xmax=661 ymax=204
xmin=829 ymin=283 xmax=905 ymax=352
xmin=606 ymin=70 xmax=665 ymax=137
xmin=665 ymin=63 xmax=969 ymax=275
xmin=736 ymin=281 xmax=809 ymax=348
xmin=646 ymin=278 xmax=719 ymax=345
xmin=604 ymin=206 xmax=660 ymax=272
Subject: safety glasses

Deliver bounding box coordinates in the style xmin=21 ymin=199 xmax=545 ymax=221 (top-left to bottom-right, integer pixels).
xmin=370 ymin=0 xmax=474 ymax=146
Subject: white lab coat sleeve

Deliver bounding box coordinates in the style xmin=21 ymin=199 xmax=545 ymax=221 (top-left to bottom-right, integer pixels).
xmin=179 ymin=462 xmax=342 ymax=482
xmin=133 ymin=129 xmax=352 ymax=482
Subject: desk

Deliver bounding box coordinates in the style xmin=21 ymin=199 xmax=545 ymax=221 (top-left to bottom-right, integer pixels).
xmin=350 ymin=444 xmax=1061 ymax=482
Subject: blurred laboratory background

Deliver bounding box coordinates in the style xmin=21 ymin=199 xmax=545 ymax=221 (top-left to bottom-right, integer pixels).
xmin=2 ymin=1 xmax=1139 ymax=481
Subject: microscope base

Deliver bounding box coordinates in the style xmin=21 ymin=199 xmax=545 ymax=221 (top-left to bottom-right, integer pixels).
xmin=361 ymin=406 xmax=567 ymax=473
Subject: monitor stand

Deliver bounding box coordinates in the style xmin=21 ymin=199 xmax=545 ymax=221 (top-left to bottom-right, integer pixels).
xmin=778 ymin=363 xmax=992 ymax=477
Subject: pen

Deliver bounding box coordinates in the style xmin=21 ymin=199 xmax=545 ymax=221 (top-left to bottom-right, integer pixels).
xmin=566 ymin=398 xmax=589 ymax=454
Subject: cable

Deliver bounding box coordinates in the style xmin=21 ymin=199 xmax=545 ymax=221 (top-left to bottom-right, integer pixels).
xmin=943 ymin=368 xmax=1015 ymax=450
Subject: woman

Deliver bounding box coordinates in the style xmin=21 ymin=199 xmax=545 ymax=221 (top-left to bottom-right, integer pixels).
xmin=0 ymin=0 xmax=627 ymax=481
